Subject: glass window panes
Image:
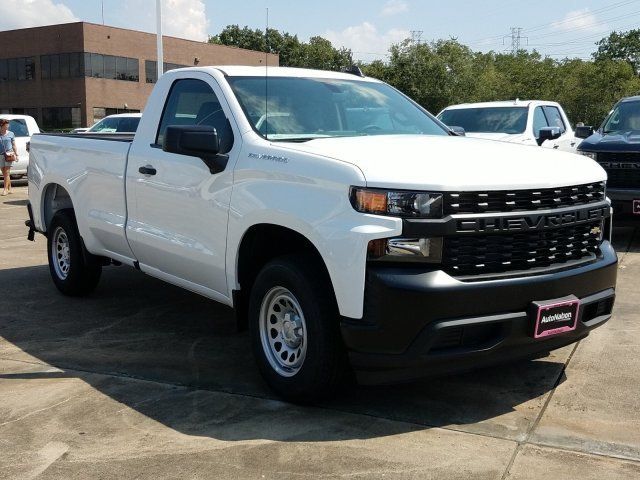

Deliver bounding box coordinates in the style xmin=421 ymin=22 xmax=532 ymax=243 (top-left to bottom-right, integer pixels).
xmin=59 ymin=53 xmax=70 ymax=78
xmin=127 ymin=58 xmax=139 ymax=81
xmin=0 ymin=60 xmax=8 ymax=81
xmin=116 ymin=56 xmax=128 ymax=80
xmin=69 ymin=53 xmax=81 ymax=77
xmin=532 ymin=106 xmax=548 ymax=138
xmin=542 ymin=106 xmax=566 ymax=133
xmin=91 ymin=53 xmax=104 ymax=78
xmin=50 ymin=55 xmax=60 ymax=78
xmin=17 ymin=58 xmax=26 ymax=80
xmin=25 ymin=58 xmax=35 ymax=80
xmin=104 ymin=55 xmax=116 ymax=79
xmin=42 ymin=107 xmax=81 ymax=131
xmin=156 ymin=78 xmax=222 ymax=145
xmin=8 ymin=59 xmax=17 ymax=81
xmin=145 ymin=60 xmax=157 ymax=83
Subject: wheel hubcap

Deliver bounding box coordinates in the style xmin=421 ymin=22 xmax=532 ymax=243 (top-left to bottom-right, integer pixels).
xmin=51 ymin=226 xmax=71 ymax=280
xmin=259 ymin=287 xmax=307 ymax=377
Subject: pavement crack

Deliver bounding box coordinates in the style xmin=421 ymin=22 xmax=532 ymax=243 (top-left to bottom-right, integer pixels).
xmin=500 ymin=341 xmax=582 ymax=479
xmin=0 ymin=397 xmax=75 ymax=428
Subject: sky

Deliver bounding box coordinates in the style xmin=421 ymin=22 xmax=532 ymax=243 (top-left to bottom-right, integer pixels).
xmin=1 ymin=0 xmax=639 ymax=62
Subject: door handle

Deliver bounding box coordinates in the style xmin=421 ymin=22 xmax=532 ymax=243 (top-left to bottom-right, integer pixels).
xmin=138 ymin=165 xmax=157 ymax=175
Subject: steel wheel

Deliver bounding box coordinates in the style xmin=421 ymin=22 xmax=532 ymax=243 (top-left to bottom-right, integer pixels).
xmin=51 ymin=226 xmax=71 ymax=280
xmin=259 ymin=286 xmax=308 ymax=377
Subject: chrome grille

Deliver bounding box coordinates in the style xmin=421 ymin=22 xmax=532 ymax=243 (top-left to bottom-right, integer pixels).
xmin=444 ymin=182 xmax=605 ymax=215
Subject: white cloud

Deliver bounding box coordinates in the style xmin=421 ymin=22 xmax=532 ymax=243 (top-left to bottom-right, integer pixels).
xmin=117 ymin=0 xmax=209 ymax=41
xmin=325 ymin=22 xmax=410 ymax=61
xmin=552 ymin=8 xmax=607 ymax=33
xmin=161 ymin=0 xmax=209 ymax=41
xmin=0 ymin=0 xmax=77 ymax=30
xmin=381 ymin=0 xmax=409 ymax=17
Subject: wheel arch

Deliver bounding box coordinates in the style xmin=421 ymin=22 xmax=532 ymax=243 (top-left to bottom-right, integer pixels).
xmin=233 ymin=223 xmax=338 ymax=330
xmin=41 ymin=183 xmax=74 ymax=232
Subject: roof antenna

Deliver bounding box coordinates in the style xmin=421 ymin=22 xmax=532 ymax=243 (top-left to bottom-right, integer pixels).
xmin=265 ymin=7 xmax=269 ymax=141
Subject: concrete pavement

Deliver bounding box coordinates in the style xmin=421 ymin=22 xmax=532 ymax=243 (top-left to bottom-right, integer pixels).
xmin=1 ymin=186 xmax=639 ymax=479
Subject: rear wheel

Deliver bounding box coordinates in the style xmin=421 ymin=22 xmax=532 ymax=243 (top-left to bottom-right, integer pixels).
xmin=47 ymin=211 xmax=101 ymax=296
xmin=249 ymin=255 xmax=348 ymax=402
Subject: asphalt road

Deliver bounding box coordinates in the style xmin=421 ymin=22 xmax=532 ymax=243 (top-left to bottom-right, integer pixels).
xmin=1 ymin=186 xmax=639 ymax=479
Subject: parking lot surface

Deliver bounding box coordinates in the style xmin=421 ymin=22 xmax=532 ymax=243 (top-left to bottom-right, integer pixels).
xmin=1 ymin=185 xmax=639 ymax=479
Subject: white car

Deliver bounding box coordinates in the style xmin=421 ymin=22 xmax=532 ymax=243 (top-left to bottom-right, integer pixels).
xmin=1 ymin=114 xmax=40 ymax=179
xmin=27 ymin=67 xmax=616 ymax=401
xmin=79 ymin=113 xmax=142 ymax=134
xmin=438 ymin=100 xmax=579 ymax=152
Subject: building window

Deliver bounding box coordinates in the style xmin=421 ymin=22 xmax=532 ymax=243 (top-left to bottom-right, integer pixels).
xmin=0 ymin=57 xmax=35 ymax=82
xmin=39 ymin=52 xmax=139 ymax=82
xmin=145 ymin=60 xmax=188 ymax=84
xmin=42 ymin=107 xmax=81 ymax=132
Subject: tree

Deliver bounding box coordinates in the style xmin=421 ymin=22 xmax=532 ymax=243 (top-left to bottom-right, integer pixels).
xmin=209 ymin=25 xmax=352 ymax=71
xmin=593 ymin=29 xmax=640 ymax=74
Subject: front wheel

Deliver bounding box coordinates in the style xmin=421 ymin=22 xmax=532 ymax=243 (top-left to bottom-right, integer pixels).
xmin=249 ymin=255 xmax=348 ymax=402
xmin=47 ymin=211 xmax=101 ymax=296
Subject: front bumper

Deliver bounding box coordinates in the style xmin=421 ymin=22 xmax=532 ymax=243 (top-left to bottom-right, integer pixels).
xmin=341 ymin=241 xmax=617 ymax=385
xmin=608 ymin=189 xmax=640 ymax=215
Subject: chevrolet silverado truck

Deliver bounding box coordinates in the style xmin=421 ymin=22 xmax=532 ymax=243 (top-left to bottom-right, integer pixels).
xmin=438 ymin=100 xmax=579 ymax=153
xmin=26 ymin=66 xmax=617 ymax=401
xmin=576 ymin=95 xmax=640 ymax=216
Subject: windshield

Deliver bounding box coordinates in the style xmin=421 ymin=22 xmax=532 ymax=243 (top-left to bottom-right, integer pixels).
xmin=9 ymin=119 xmax=29 ymax=137
xmin=89 ymin=116 xmax=140 ymax=133
xmin=227 ymin=76 xmax=448 ymax=141
xmin=438 ymin=107 xmax=528 ymax=134
xmin=602 ymin=100 xmax=640 ymax=133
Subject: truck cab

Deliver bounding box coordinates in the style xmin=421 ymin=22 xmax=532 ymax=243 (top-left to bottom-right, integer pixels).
xmin=438 ymin=100 xmax=578 ymax=153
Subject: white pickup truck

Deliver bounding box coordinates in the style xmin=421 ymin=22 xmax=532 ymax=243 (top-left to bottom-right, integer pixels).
xmin=3 ymin=114 xmax=40 ymax=179
xmin=438 ymin=100 xmax=579 ymax=152
xmin=27 ymin=66 xmax=617 ymax=401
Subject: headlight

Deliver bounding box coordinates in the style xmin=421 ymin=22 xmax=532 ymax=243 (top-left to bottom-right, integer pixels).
xmin=579 ymin=151 xmax=598 ymax=160
xmin=350 ymin=187 xmax=443 ymax=218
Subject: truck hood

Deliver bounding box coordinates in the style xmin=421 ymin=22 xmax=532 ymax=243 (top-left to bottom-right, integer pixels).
xmin=579 ymin=130 xmax=640 ymax=152
xmin=279 ymin=135 xmax=606 ymax=190
xmin=463 ymin=132 xmax=531 ymax=144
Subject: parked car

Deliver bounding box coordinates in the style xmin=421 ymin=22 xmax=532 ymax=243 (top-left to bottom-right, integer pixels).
xmin=76 ymin=113 xmax=142 ymax=134
xmin=26 ymin=66 xmax=616 ymax=401
xmin=576 ymin=96 xmax=640 ymax=216
xmin=438 ymin=100 xmax=579 ymax=152
xmin=0 ymin=114 xmax=40 ymax=179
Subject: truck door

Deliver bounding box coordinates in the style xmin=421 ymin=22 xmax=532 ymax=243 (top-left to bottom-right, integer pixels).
xmin=125 ymin=74 xmax=237 ymax=301
xmin=539 ymin=106 xmax=577 ymax=152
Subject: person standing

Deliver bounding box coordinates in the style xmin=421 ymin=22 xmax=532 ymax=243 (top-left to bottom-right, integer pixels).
xmin=0 ymin=118 xmax=18 ymax=195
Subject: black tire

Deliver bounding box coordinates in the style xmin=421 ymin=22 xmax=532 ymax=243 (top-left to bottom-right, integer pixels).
xmin=249 ymin=254 xmax=348 ymax=403
xmin=47 ymin=210 xmax=102 ymax=296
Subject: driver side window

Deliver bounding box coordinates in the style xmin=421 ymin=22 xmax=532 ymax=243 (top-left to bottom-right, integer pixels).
xmin=532 ymin=106 xmax=548 ymax=138
xmin=156 ymin=78 xmax=234 ymax=153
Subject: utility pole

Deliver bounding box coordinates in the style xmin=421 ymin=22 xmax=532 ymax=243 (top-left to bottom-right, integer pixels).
xmin=503 ymin=27 xmax=528 ymax=55
xmin=410 ymin=30 xmax=423 ymax=45
xmin=156 ymin=0 xmax=164 ymax=79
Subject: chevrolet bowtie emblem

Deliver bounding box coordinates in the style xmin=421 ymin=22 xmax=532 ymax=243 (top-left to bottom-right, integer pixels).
xmin=590 ymin=226 xmax=602 ymax=236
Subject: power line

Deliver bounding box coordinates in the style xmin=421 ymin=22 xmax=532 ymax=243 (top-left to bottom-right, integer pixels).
xmin=503 ymin=27 xmax=528 ymax=54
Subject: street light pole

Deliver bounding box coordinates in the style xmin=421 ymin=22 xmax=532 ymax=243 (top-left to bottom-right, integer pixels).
xmin=156 ymin=0 xmax=164 ymax=80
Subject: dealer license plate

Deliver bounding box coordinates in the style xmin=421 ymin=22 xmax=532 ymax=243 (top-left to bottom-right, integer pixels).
xmin=531 ymin=296 xmax=580 ymax=339
xmin=633 ymin=199 xmax=640 ymax=215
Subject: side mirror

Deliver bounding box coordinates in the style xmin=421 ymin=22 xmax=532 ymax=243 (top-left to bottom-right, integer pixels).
xmin=449 ymin=126 xmax=466 ymax=136
xmin=163 ymin=125 xmax=228 ymax=174
xmin=574 ymin=125 xmax=594 ymax=139
xmin=537 ymin=126 xmax=562 ymax=146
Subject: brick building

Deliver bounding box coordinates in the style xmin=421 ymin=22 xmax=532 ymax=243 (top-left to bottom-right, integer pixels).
xmin=0 ymin=22 xmax=278 ymax=130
